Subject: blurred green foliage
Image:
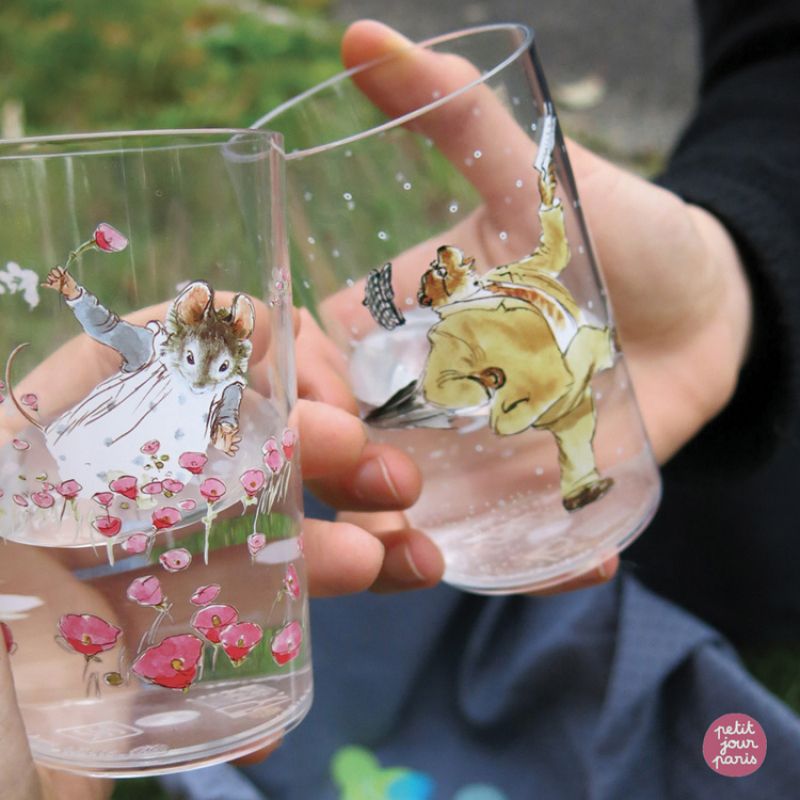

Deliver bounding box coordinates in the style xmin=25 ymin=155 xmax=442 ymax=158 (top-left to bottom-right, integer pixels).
xmin=0 ymin=0 xmax=342 ymax=135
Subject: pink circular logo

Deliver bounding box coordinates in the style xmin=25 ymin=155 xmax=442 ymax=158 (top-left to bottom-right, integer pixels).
xmin=703 ymin=713 xmax=767 ymax=777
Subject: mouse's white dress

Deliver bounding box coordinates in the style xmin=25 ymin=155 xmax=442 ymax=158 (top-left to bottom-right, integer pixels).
xmin=44 ymin=289 xmax=243 ymax=494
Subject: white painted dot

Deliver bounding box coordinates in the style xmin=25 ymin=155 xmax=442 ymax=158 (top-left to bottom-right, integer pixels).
xmin=403 ymin=182 xmax=412 ymax=190
xmin=302 ymin=279 xmax=311 ymax=289
xmin=136 ymin=711 xmax=199 ymax=728
xmin=345 ymin=278 xmax=355 ymax=287
xmin=474 ymin=444 xmax=484 ymax=453
xmin=307 ymin=236 xmax=316 ymax=244
xmin=343 ymin=192 xmax=352 ymax=201
xmin=346 ymin=201 xmax=356 ymax=211
xmin=449 ymin=202 xmax=459 ymax=213
xmin=405 ymin=296 xmax=414 ymax=306
xmin=499 ymin=231 xmax=508 ymax=241
xmin=515 ymin=179 xmax=524 ymax=188
xmin=304 ymin=191 xmax=313 ymax=201
xmin=344 ymin=149 xmax=353 ymax=157
xmin=535 ymin=466 xmax=544 ymax=476
xmin=395 ymin=171 xmax=405 ymax=182
xmin=473 ymin=149 xmax=482 ymax=159
xmin=530 ymin=122 xmax=537 ymax=131
xmin=332 ymin=248 xmax=340 ymax=258
xmin=377 ymin=231 xmax=389 ymax=240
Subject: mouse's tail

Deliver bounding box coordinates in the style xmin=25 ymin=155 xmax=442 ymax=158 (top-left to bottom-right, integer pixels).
xmin=5 ymin=344 xmax=45 ymax=432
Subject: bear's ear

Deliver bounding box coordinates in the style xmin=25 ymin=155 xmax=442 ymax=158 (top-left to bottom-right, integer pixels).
xmin=229 ymin=294 xmax=255 ymax=340
xmin=172 ymin=282 xmax=213 ymax=327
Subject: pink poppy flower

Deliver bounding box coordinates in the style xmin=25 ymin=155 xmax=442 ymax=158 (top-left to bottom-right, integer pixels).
xmin=179 ymin=499 xmax=197 ymax=512
xmin=239 ymin=468 xmax=266 ymax=497
xmin=126 ymin=575 xmax=164 ymax=607
xmin=110 ymin=475 xmax=138 ymax=500
xmin=140 ymin=440 xmax=160 ymax=455
xmin=162 ymin=479 xmax=184 ymax=495
xmin=141 ymin=481 xmax=163 ymax=496
xmin=12 ymin=494 xmax=28 ymax=508
xmin=178 ymin=451 xmax=207 ymax=475
xmin=57 ymin=613 xmax=122 ymax=657
xmin=190 ymin=584 xmax=221 ymax=606
xmin=1 ymin=622 xmax=15 ymax=654
xmin=281 ymin=429 xmax=296 ymax=461
xmin=132 ymin=634 xmax=203 ymax=691
xmin=20 ymin=393 xmax=39 ymax=412
xmin=94 ymin=222 xmax=128 ymax=253
xmin=199 ymin=478 xmax=226 ymax=503
xmin=283 ymin=564 xmax=301 ymax=599
xmin=220 ymin=622 xmax=263 ymax=666
xmin=159 ymin=548 xmax=192 ymax=573
xmin=92 ymin=515 xmax=122 ymax=538
xmin=247 ymin=532 xmax=266 ymax=558
xmin=121 ymin=533 xmax=150 ymax=555
xmin=55 ymin=480 xmax=82 ymax=500
xmin=12 ymin=438 xmax=30 ymax=451
xmin=152 ymin=506 xmax=181 ymax=530
xmin=92 ymin=492 xmax=114 ymax=508
xmin=191 ymin=604 xmax=239 ymax=644
xmin=271 ymin=621 xmax=303 ymax=666
xmin=31 ymin=491 xmax=55 ymax=509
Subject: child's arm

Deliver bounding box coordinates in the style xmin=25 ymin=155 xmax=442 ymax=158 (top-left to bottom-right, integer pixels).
xmin=43 ymin=267 xmax=153 ymax=372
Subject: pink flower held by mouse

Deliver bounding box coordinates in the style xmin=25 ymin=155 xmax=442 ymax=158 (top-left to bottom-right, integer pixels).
xmin=140 ymin=440 xmax=160 ymax=456
xmin=94 ymin=223 xmax=128 ymax=253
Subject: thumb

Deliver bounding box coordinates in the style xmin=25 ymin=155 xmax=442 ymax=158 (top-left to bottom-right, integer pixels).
xmin=0 ymin=636 xmax=41 ymax=800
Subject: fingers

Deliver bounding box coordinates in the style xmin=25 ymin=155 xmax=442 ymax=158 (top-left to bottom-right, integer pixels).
xmin=341 ymin=21 xmax=539 ymax=222
xmin=533 ymin=554 xmax=619 ymax=596
xmin=0 ymin=642 xmax=39 ymax=800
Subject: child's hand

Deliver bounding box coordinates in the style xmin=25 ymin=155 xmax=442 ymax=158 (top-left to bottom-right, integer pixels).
xmin=42 ymin=267 xmax=80 ymax=300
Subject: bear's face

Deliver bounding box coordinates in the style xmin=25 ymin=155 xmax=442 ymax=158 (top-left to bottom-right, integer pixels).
xmin=417 ymin=245 xmax=477 ymax=309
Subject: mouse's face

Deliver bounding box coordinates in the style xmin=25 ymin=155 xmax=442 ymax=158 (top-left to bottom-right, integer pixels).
xmin=170 ymin=327 xmax=239 ymax=394
xmin=418 ymin=246 xmax=477 ymax=309
xmin=166 ymin=282 xmax=255 ymax=395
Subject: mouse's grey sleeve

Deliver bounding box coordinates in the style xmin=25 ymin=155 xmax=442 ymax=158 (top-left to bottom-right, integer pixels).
xmin=211 ymin=382 xmax=244 ymax=431
xmin=66 ymin=288 xmax=154 ymax=373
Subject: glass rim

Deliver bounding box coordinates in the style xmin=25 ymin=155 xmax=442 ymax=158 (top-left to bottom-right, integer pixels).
xmin=251 ymin=22 xmax=534 ymax=160
xmin=0 ymin=127 xmax=283 ymax=160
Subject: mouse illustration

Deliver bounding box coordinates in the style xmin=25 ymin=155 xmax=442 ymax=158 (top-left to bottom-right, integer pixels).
xmin=7 ymin=268 xmax=255 ymax=494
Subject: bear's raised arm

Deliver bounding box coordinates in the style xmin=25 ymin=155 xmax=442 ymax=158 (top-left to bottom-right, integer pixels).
xmin=67 ymin=287 xmax=155 ymax=373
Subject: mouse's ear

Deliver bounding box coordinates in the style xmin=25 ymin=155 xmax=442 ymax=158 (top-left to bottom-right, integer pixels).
xmin=230 ymin=294 xmax=255 ymax=340
xmin=172 ymin=281 xmax=213 ymax=326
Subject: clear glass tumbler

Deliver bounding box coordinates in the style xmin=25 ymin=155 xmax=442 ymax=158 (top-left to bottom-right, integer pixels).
xmin=0 ymin=130 xmax=311 ymax=776
xmin=254 ymin=25 xmax=661 ymax=594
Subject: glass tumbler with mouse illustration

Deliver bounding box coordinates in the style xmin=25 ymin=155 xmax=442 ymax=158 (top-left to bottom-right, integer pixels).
xmin=0 ymin=130 xmax=310 ymax=776
xmin=253 ymin=25 xmax=661 ymax=594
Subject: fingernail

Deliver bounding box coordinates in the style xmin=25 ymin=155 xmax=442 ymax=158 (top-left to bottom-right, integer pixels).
xmin=402 ymin=544 xmax=425 ymax=582
xmin=353 ymin=456 xmax=401 ymax=503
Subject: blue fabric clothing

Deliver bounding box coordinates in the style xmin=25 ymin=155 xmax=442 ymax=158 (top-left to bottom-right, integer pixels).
xmin=162 ymin=565 xmax=800 ymax=799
